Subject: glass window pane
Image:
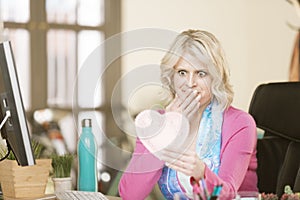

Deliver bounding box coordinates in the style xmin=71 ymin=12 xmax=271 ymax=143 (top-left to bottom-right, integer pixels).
xmin=47 ymin=30 xmax=76 ymax=107
xmin=3 ymin=29 xmax=30 ymax=110
xmin=46 ymin=0 xmax=77 ymax=24
xmin=77 ymin=0 xmax=104 ymax=26
xmin=0 ymin=0 xmax=29 ymax=23
xmin=78 ymin=111 xmax=104 ymax=171
xmin=78 ymin=31 xmax=104 ymax=108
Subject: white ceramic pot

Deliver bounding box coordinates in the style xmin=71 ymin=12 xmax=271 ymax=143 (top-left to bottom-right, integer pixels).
xmin=52 ymin=177 xmax=72 ymax=193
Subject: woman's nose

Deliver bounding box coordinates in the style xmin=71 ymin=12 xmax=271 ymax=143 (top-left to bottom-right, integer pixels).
xmin=187 ymin=74 xmax=196 ymax=88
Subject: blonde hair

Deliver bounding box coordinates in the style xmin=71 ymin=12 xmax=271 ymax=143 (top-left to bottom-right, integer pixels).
xmin=160 ymin=29 xmax=234 ymax=111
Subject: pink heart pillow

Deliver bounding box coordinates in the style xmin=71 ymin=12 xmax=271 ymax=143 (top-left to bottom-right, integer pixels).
xmin=135 ymin=110 xmax=189 ymax=158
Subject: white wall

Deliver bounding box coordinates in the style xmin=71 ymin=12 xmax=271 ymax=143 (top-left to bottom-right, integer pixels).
xmin=121 ymin=0 xmax=299 ymax=113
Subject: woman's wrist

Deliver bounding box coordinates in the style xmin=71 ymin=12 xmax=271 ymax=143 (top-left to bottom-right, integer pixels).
xmin=193 ymin=160 xmax=206 ymax=181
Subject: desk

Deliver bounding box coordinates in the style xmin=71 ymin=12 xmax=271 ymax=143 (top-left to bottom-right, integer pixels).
xmin=0 ymin=194 xmax=121 ymax=200
xmin=105 ymin=195 xmax=121 ymax=200
xmin=0 ymin=178 xmax=121 ymax=200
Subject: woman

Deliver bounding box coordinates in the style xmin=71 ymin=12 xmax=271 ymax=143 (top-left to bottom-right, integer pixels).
xmin=119 ymin=29 xmax=258 ymax=199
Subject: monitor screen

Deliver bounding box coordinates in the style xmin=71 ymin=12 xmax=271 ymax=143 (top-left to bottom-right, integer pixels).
xmin=0 ymin=41 xmax=35 ymax=166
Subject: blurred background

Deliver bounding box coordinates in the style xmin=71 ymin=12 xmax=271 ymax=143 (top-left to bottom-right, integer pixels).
xmin=0 ymin=0 xmax=299 ymax=198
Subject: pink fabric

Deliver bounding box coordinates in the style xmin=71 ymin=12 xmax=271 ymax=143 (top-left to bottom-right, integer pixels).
xmin=119 ymin=106 xmax=258 ymax=199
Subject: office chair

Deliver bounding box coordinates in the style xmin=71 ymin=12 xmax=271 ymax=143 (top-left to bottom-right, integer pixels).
xmin=248 ymin=82 xmax=300 ymax=197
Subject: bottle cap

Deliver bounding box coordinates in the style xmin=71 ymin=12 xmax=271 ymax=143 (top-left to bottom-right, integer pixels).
xmin=82 ymin=119 xmax=92 ymax=127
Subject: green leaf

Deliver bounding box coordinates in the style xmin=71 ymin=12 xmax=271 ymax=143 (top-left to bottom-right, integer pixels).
xmin=51 ymin=153 xmax=74 ymax=178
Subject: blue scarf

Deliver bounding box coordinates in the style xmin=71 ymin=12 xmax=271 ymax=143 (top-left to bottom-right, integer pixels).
xmin=158 ymin=102 xmax=223 ymax=199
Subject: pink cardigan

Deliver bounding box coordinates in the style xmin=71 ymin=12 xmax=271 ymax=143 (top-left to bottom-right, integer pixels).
xmin=119 ymin=106 xmax=258 ymax=199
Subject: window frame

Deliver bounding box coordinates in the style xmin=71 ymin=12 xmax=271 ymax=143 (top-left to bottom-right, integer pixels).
xmin=2 ymin=0 xmax=121 ymax=122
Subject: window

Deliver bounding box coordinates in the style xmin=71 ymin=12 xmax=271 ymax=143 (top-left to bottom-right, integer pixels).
xmin=0 ymin=0 xmax=121 ymax=194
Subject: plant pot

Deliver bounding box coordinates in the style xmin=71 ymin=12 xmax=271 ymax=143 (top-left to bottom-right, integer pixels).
xmin=0 ymin=159 xmax=51 ymax=199
xmin=52 ymin=177 xmax=72 ymax=193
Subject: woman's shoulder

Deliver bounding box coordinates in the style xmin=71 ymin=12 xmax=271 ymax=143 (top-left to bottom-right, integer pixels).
xmin=222 ymin=106 xmax=257 ymax=142
xmin=224 ymin=106 xmax=256 ymax=127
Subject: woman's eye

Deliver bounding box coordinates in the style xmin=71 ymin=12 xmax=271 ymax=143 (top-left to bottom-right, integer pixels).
xmin=197 ymin=71 xmax=207 ymax=77
xmin=178 ymin=70 xmax=186 ymax=76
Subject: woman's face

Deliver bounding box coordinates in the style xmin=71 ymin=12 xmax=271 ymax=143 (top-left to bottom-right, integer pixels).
xmin=173 ymin=53 xmax=212 ymax=109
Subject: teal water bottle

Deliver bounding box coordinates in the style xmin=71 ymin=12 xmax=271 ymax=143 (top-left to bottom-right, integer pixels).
xmin=78 ymin=119 xmax=98 ymax=191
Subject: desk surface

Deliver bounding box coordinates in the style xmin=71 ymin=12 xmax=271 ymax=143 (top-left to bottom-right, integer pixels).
xmin=0 ymin=194 xmax=121 ymax=200
xmin=105 ymin=195 xmax=121 ymax=200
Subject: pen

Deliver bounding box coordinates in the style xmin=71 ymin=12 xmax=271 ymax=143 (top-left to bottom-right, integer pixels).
xmin=190 ymin=177 xmax=203 ymax=200
xmin=200 ymin=178 xmax=209 ymax=200
xmin=215 ymin=184 xmax=223 ymax=196
xmin=210 ymin=184 xmax=223 ymax=200
xmin=211 ymin=185 xmax=218 ymax=196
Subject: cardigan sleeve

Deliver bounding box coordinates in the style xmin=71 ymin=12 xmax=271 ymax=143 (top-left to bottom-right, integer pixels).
xmin=203 ymin=111 xmax=257 ymax=198
xmin=118 ymin=138 xmax=164 ymax=200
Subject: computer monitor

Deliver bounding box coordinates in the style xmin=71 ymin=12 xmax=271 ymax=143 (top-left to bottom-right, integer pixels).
xmin=0 ymin=41 xmax=35 ymax=166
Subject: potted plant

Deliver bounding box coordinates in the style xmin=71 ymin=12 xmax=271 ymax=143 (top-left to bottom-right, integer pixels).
xmin=51 ymin=153 xmax=74 ymax=193
xmin=0 ymin=140 xmax=52 ymax=199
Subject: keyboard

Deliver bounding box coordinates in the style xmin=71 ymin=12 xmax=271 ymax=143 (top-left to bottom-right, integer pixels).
xmin=56 ymin=190 xmax=109 ymax=200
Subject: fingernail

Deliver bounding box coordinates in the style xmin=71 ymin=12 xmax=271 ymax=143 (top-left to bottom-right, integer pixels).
xmin=193 ymin=90 xmax=198 ymax=94
xmin=196 ymin=94 xmax=201 ymax=101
